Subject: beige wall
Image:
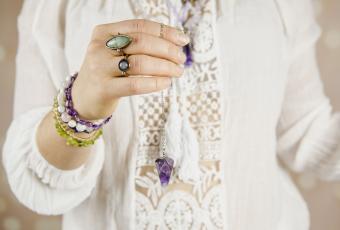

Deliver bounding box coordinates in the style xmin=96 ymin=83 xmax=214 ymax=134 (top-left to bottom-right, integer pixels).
xmin=0 ymin=1 xmax=339 ymax=229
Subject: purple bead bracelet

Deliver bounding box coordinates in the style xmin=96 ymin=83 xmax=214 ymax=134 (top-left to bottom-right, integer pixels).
xmin=57 ymin=72 xmax=112 ymax=133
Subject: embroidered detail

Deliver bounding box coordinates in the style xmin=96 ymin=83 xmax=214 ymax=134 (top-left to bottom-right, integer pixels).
xmin=137 ymin=59 xmax=222 ymax=167
xmin=128 ymin=0 xmax=170 ymax=21
xmin=129 ymin=0 xmax=225 ymax=229
xmin=135 ymin=179 xmax=223 ymax=229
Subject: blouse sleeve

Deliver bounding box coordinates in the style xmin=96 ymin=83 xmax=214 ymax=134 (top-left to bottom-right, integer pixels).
xmin=1 ymin=0 xmax=105 ymax=215
xmin=276 ymin=0 xmax=340 ymax=181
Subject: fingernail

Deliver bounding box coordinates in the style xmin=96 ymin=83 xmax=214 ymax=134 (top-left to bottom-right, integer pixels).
xmin=177 ymin=32 xmax=190 ymax=45
xmin=178 ymin=51 xmax=186 ymax=63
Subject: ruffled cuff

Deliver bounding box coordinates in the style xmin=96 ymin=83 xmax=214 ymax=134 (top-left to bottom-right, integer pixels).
xmin=2 ymin=106 xmax=106 ymax=214
xmin=3 ymin=106 xmax=105 ymax=190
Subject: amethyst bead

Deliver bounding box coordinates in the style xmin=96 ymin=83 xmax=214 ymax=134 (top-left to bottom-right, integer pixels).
xmin=57 ymin=72 xmax=112 ymax=133
xmin=155 ymin=157 xmax=174 ymax=187
xmin=67 ymin=108 xmax=78 ymax=117
xmin=183 ymin=44 xmax=193 ymax=67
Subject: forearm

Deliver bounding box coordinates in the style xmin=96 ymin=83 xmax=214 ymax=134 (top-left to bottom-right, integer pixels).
xmin=37 ymin=111 xmax=93 ymax=170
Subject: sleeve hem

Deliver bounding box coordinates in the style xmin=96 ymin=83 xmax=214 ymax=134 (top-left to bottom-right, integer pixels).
xmin=24 ymin=107 xmax=106 ymax=190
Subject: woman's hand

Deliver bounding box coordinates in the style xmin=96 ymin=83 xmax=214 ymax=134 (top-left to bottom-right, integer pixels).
xmin=72 ymin=19 xmax=190 ymax=120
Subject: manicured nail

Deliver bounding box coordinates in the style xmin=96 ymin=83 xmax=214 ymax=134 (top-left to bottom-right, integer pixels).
xmin=177 ymin=32 xmax=190 ymax=45
xmin=178 ymin=51 xmax=186 ymax=63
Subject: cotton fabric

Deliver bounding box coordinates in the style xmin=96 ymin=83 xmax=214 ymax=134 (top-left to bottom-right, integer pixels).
xmin=2 ymin=0 xmax=340 ymax=230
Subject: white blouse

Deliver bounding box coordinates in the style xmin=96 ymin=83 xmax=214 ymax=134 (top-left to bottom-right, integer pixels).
xmin=2 ymin=0 xmax=340 ymax=230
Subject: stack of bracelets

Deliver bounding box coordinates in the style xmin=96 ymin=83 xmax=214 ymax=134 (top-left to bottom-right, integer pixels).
xmin=53 ymin=72 xmax=112 ymax=147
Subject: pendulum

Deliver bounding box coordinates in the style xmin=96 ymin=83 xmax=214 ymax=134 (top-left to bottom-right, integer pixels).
xmin=155 ymin=90 xmax=174 ymax=187
xmin=155 ymin=0 xmax=196 ymax=187
xmin=183 ymin=43 xmax=193 ymax=67
xmin=155 ymin=150 xmax=174 ymax=187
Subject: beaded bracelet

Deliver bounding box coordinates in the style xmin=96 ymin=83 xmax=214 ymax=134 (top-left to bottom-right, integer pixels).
xmin=56 ymin=73 xmax=112 ymax=134
xmin=53 ymin=97 xmax=103 ymax=147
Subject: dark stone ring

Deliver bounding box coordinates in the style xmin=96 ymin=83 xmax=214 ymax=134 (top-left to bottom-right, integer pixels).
xmin=118 ymin=56 xmax=130 ymax=77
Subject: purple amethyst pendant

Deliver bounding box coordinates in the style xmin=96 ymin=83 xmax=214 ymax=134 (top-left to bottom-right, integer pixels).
xmin=155 ymin=157 xmax=174 ymax=187
xmin=183 ymin=44 xmax=193 ymax=67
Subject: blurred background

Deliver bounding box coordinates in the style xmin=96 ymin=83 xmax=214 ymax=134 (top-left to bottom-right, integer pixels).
xmin=0 ymin=1 xmax=339 ymax=230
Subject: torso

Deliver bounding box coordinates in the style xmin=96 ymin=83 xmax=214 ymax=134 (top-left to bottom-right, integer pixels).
xmin=62 ymin=1 xmax=308 ymax=229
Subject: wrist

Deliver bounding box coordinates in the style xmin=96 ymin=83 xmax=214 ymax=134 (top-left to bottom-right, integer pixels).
xmin=52 ymin=72 xmax=111 ymax=147
xmin=72 ymin=73 xmax=118 ymax=120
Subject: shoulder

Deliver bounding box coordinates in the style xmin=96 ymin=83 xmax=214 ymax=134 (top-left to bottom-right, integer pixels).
xmin=18 ymin=0 xmax=68 ymax=25
xmin=274 ymin=0 xmax=321 ymax=57
xmin=274 ymin=0 xmax=319 ymax=36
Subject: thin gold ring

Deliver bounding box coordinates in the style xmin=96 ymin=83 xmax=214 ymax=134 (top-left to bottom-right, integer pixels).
xmin=160 ymin=23 xmax=165 ymax=38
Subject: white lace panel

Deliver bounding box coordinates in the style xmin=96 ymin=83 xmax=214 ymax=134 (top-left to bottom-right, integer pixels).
xmin=129 ymin=0 xmax=225 ymax=229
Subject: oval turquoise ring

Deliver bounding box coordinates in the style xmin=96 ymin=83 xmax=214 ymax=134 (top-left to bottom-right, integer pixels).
xmin=106 ymin=34 xmax=132 ymax=54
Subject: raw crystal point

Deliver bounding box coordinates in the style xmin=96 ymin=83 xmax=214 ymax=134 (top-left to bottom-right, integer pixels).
xmin=155 ymin=157 xmax=174 ymax=187
xmin=106 ymin=34 xmax=132 ymax=50
xmin=183 ymin=44 xmax=193 ymax=67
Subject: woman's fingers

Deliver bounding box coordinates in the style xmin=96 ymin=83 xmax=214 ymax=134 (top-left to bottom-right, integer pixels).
xmin=106 ymin=32 xmax=186 ymax=64
xmin=107 ymin=54 xmax=184 ymax=77
xmin=85 ymin=41 xmax=184 ymax=77
xmin=108 ymin=76 xmax=172 ymax=97
xmin=73 ymin=19 xmax=189 ymax=120
xmin=93 ymin=19 xmax=190 ymax=46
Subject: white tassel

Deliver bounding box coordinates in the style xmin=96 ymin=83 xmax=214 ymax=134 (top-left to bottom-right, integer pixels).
xmin=178 ymin=112 xmax=201 ymax=183
xmin=163 ymin=79 xmax=201 ymax=183
xmin=163 ymin=82 xmax=181 ymax=167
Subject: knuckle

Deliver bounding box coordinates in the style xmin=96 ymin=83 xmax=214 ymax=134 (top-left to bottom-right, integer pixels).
xmin=129 ymin=78 xmax=140 ymax=94
xmin=131 ymin=56 xmax=143 ymax=73
xmin=166 ymin=43 xmax=173 ymax=56
xmin=132 ymin=19 xmax=146 ymax=32
xmin=154 ymin=78 xmax=160 ymax=90
xmin=164 ymin=62 xmax=173 ymax=74
xmin=135 ymin=34 xmax=148 ymax=51
xmin=134 ymin=33 xmax=143 ymax=43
